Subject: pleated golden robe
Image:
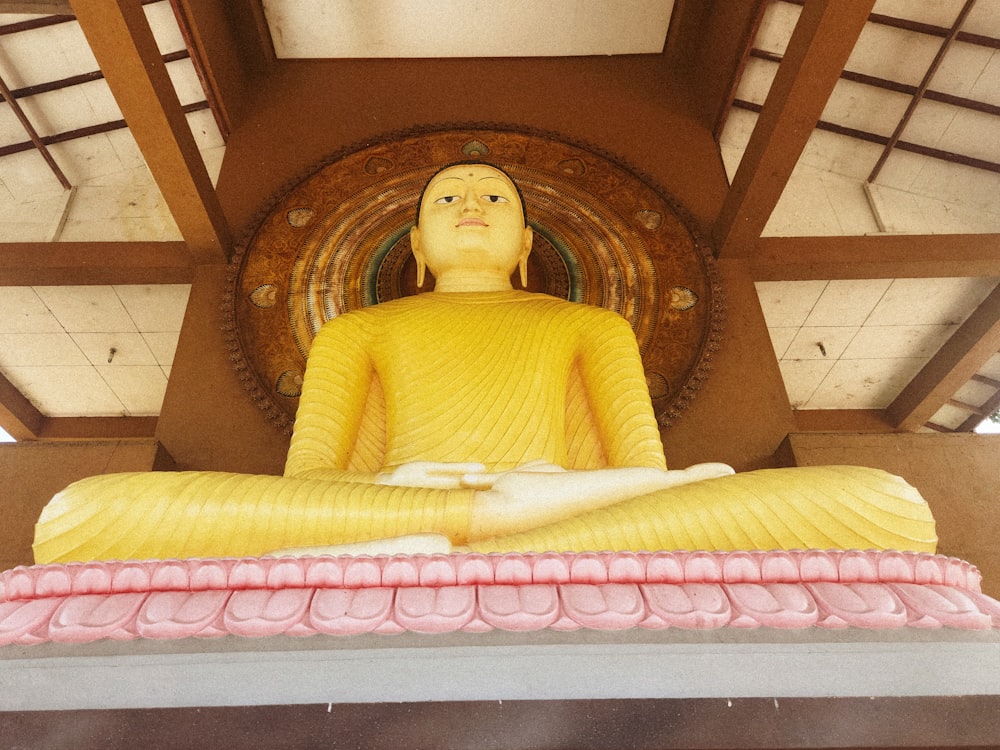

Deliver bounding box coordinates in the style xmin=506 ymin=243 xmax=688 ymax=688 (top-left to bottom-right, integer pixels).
xmin=33 ymin=291 xmax=936 ymax=563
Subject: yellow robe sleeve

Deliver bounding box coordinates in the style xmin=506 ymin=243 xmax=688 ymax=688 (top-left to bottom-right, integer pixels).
xmin=576 ymin=309 xmax=667 ymax=470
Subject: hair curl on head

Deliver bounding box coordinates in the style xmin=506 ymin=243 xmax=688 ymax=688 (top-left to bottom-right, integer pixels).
xmin=414 ymin=160 xmax=529 ymax=227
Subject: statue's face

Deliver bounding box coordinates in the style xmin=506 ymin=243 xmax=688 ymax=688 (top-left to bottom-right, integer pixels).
xmin=410 ymin=164 xmax=532 ymax=281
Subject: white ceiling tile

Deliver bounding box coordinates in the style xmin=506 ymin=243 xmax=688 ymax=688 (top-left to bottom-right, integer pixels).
xmin=797 ymin=130 xmax=883 ymax=182
xmin=846 ymin=23 xmax=941 ymax=86
xmin=953 ymin=378 xmax=997 ymax=408
xmin=165 ymin=59 xmax=207 ymax=107
xmin=33 ymin=286 xmax=137 ymax=333
xmin=96 ymin=365 xmax=167 ymax=416
xmin=16 ymin=85 xmax=101 ymax=138
xmin=927 ymin=401 xmax=975 ymax=430
xmin=932 ymin=41 xmax=997 ymax=102
xmin=783 ymin=326 xmax=859 ymax=361
xmin=46 ymin=134 xmax=127 ymax=185
xmin=935 ymin=107 xmax=1000 ymax=164
xmin=805 ymin=357 xmax=927 ymax=409
xmin=0 ymin=100 xmax=26 ymax=149
xmin=0 ymin=333 xmax=88 ymax=367
xmin=978 ymin=353 xmax=1000 ymax=380
xmin=907 ymin=161 xmax=1000 ymax=218
xmin=866 ymin=277 xmax=997 ymax=325
xmin=764 ymin=167 xmax=845 ymax=236
xmin=78 ymin=79 xmax=124 ymax=123
xmin=102 ymin=131 xmax=150 ymax=174
xmin=840 ymin=324 xmax=957 ymax=359
xmin=0 ymin=149 xmax=69 ymax=200
xmin=767 ymin=327 xmax=797 ymax=359
xmin=734 ymin=57 xmax=778 ymax=106
xmin=144 ymin=0 xmax=186 ymax=54
xmin=964 ymin=1 xmax=1000 ymax=37
xmin=187 ymin=110 xmax=225 ymax=150
xmin=822 ymin=79 xmax=910 ymax=138
xmin=874 ymin=149 xmax=924 ymax=192
xmin=4 ymin=365 xmax=124 ymax=416
xmin=755 ymin=280 xmax=828 ymax=327
xmin=142 ymin=331 xmax=181 ymax=366
xmin=901 ymin=98 xmax=958 ymax=150
xmin=0 ymin=21 xmax=97 ymax=88
xmin=57 ymin=213 xmax=182 ymax=243
xmin=0 ymin=287 xmax=62 ymax=333
xmin=819 ymin=172 xmax=882 ymax=235
xmin=71 ymin=332 xmax=158 ymax=367
xmin=754 ymin=0 xmax=801 ymax=56
xmin=872 ymin=0 xmax=968 ymax=27
xmin=967 ymin=49 xmax=1000 ymax=106
xmin=805 ymin=279 xmax=891 ymax=327
xmin=778 ymin=358 xmax=835 ymax=408
xmin=264 ymin=0 xmax=674 ymax=58
xmin=114 ymin=285 xmax=191 ymax=331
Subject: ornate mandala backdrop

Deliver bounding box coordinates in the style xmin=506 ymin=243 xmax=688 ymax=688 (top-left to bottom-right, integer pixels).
xmin=226 ymin=127 xmax=723 ymax=432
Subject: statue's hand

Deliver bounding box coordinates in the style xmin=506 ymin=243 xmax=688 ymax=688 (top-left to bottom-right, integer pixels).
xmin=460 ymin=459 xmax=567 ymax=490
xmin=468 ymin=463 xmax=736 ymax=540
xmin=376 ymin=461 xmax=487 ymax=489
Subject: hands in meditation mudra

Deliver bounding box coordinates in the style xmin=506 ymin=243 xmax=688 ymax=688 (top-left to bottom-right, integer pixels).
xmin=33 ymin=163 xmax=937 ymax=563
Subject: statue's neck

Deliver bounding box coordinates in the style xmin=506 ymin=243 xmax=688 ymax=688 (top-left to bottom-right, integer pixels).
xmin=428 ymin=270 xmax=513 ymax=293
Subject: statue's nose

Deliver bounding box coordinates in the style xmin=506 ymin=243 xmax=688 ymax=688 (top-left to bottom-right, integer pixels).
xmin=462 ymin=188 xmax=483 ymax=212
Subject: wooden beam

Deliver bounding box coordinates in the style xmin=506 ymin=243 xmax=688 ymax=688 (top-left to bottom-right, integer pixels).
xmin=793 ymin=408 xmax=898 ymax=433
xmin=713 ymin=0 xmax=875 ymax=258
xmin=752 ymin=233 xmax=1000 ymax=280
xmin=0 ymin=370 xmax=43 ymax=440
xmin=69 ymin=0 xmax=231 ymax=264
xmin=0 ymin=1 xmax=72 ymax=12
xmin=0 ymin=241 xmax=195 ymax=285
xmin=37 ymin=416 xmax=157 ymax=439
xmin=888 ymin=283 xmax=1000 ymax=430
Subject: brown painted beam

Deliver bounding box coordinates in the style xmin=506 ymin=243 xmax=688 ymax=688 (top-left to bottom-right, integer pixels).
xmin=37 ymin=416 xmax=157 ymax=439
xmin=752 ymin=233 xmax=1000 ymax=280
xmin=0 ymin=241 xmax=195 ymax=285
xmin=0 ymin=370 xmax=43 ymax=440
xmin=713 ymin=0 xmax=875 ymax=258
xmin=888 ymin=283 xmax=1000 ymax=430
xmin=69 ymin=0 xmax=231 ymax=264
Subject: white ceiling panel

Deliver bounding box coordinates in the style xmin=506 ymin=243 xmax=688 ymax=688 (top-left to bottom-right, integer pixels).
xmin=262 ymin=0 xmax=675 ymax=58
xmin=846 ymin=23 xmax=942 ymax=85
xmin=754 ymin=0 xmax=800 ymax=56
xmin=872 ymin=0 xmax=969 ymax=28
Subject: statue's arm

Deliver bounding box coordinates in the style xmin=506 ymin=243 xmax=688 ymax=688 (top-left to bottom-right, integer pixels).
xmin=283 ymin=315 xmax=379 ymax=482
xmin=576 ymin=310 xmax=668 ymax=469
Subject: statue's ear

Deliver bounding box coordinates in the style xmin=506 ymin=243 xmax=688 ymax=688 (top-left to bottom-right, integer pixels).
xmin=410 ymin=226 xmax=426 ymax=288
xmin=518 ymin=226 xmax=533 ymax=287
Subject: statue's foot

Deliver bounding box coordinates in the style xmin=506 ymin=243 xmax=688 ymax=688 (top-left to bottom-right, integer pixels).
xmin=266 ymin=533 xmax=453 ymax=557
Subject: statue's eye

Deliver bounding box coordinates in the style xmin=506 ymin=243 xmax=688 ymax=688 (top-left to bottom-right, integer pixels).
xmin=483 ymin=195 xmax=509 ymax=203
xmin=434 ymin=195 xmax=460 ymax=204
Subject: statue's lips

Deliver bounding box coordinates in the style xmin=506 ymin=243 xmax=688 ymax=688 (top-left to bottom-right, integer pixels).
xmin=456 ymin=218 xmax=488 ymax=227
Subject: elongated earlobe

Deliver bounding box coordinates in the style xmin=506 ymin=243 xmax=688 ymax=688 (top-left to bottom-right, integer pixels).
xmin=416 ymin=257 xmax=426 ymax=288
xmin=519 ymin=257 xmax=528 ymax=287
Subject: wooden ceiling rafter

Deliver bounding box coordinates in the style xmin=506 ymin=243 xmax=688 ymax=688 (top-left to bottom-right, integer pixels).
xmin=0 ymin=241 xmax=195 ymax=285
xmin=712 ymin=0 xmax=876 ymax=259
xmin=752 ymin=234 xmax=1000 ymax=280
xmin=888 ymin=283 xmax=1000 ymax=430
xmin=68 ymin=0 xmax=230 ymax=265
xmin=868 ymin=0 xmax=978 ymax=182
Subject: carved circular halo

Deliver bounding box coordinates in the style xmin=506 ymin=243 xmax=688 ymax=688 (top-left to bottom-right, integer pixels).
xmin=226 ymin=127 xmax=723 ymax=432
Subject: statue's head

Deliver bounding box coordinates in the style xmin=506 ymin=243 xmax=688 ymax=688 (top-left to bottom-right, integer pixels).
xmin=410 ymin=162 xmax=533 ymax=290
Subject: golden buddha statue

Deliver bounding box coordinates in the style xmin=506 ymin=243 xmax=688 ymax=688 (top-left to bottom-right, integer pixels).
xmin=33 ymin=163 xmax=937 ymax=563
